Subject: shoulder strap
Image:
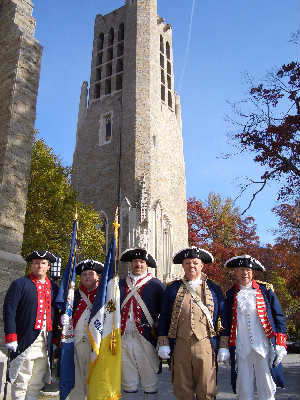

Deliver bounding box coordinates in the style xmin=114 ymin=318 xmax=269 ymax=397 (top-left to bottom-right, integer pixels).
xmin=121 ymin=275 xmax=152 ymax=309
xmin=79 ymin=289 xmax=93 ymax=311
xmin=121 ymin=276 xmax=154 ymax=327
xmin=182 ymin=279 xmax=215 ymax=332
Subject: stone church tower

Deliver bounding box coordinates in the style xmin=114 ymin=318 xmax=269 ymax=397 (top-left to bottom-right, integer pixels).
xmin=72 ymin=0 xmax=188 ymax=281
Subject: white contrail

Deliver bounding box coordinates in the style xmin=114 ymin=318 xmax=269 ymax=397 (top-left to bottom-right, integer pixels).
xmin=179 ymin=0 xmax=196 ymax=92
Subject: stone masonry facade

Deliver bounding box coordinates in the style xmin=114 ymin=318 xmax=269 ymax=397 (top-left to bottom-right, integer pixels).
xmin=0 ymin=0 xmax=42 ymax=348
xmin=72 ymin=0 xmax=188 ymax=281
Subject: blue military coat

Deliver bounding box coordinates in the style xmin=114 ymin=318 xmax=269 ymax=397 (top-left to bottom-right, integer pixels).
xmin=225 ymin=281 xmax=287 ymax=392
xmin=3 ymin=275 xmax=59 ymax=362
xmin=157 ymin=278 xmax=228 ymax=354
xmin=119 ymin=276 xmax=165 ymax=347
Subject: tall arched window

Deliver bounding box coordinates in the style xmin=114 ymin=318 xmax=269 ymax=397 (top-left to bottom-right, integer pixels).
xmin=161 ymin=69 xmax=165 ymax=84
xmin=116 ymin=59 xmax=123 ymax=73
xmin=107 ymin=47 xmax=113 ymax=61
xmin=166 ymin=42 xmax=170 ymax=59
xmin=160 ymin=50 xmax=165 ymax=102
xmin=117 ymin=42 xmax=124 ymax=57
xmin=98 ymin=33 xmax=104 ymax=50
xmin=96 ymin=67 xmax=101 ymax=81
xmin=116 ymin=74 xmax=123 ymax=91
xmin=167 ymin=75 xmax=171 ymax=89
xmin=168 ymin=91 xmax=172 ymax=108
xmin=99 ymin=111 xmax=113 ymax=145
xmin=167 ymin=61 xmax=171 ymax=75
xmin=161 ymin=85 xmax=165 ymax=102
xmin=97 ymin=52 xmax=103 ymax=65
xmin=160 ymin=35 xmax=164 ymax=53
xmin=105 ymin=79 xmax=111 ymax=95
xmin=94 ymin=83 xmax=100 ymax=99
xmin=108 ymin=28 xmax=114 ymax=46
xmin=106 ymin=63 xmax=112 ymax=77
xmin=118 ymin=23 xmax=125 ymax=41
xmin=105 ymin=114 xmax=112 ymax=141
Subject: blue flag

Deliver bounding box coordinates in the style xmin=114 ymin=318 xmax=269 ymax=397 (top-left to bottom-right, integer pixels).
xmin=55 ymin=218 xmax=78 ymax=400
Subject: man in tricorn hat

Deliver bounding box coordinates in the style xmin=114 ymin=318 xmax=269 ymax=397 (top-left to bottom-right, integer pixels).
xmin=119 ymin=248 xmax=165 ymax=400
xmin=224 ymin=254 xmax=287 ymax=400
xmin=3 ymin=250 xmax=59 ymax=400
xmin=67 ymin=259 xmax=104 ymax=400
xmin=157 ymin=246 xmax=229 ymax=400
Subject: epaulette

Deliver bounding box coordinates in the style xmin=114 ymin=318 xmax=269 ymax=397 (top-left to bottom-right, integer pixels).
xmin=256 ymin=280 xmax=274 ymax=291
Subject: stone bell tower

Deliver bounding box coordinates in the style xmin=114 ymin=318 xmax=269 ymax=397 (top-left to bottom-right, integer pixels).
xmin=72 ymin=0 xmax=188 ymax=280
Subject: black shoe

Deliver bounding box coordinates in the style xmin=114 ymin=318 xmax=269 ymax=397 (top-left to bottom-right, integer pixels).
xmin=40 ymin=382 xmax=59 ymax=397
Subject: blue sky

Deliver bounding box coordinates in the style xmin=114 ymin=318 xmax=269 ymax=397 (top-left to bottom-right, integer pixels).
xmin=33 ymin=0 xmax=299 ymax=245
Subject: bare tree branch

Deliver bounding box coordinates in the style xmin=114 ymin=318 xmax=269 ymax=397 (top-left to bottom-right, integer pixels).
xmin=241 ymin=179 xmax=268 ymax=215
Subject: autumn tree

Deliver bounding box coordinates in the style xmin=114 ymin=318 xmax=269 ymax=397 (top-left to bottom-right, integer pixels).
xmin=188 ymin=194 xmax=299 ymax=336
xmin=187 ymin=193 xmax=260 ymax=288
xmin=22 ymin=139 xmax=105 ymax=270
xmin=228 ymin=61 xmax=300 ymax=213
xmin=271 ymin=200 xmax=300 ymax=338
xmin=240 ymin=198 xmax=300 ymax=339
xmin=269 ymin=199 xmax=300 ymax=298
xmin=272 ymin=199 xmax=300 ymax=249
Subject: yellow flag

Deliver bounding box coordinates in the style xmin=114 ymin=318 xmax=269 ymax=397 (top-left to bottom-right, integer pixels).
xmin=87 ymin=217 xmax=121 ymax=400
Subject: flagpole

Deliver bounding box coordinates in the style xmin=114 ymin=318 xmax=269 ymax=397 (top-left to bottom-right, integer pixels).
xmin=66 ymin=211 xmax=78 ymax=294
xmin=110 ymin=208 xmax=120 ymax=355
xmin=55 ymin=209 xmax=79 ymax=400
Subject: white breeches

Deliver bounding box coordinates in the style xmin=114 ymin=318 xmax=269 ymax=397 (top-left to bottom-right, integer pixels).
xmin=11 ymin=332 xmax=49 ymax=400
xmin=67 ymin=337 xmax=91 ymax=400
xmin=121 ymin=332 xmax=159 ymax=393
xmin=11 ymin=356 xmax=48 ymax=400
xmin=236 ymin=350 xmax=276 ymax=400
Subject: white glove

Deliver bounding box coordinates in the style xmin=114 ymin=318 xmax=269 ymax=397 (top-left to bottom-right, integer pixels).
xmin=158 ymin=345 xmax=171 ymax=359
xmin=217 ymin=348 xmax=230 ymax=364
xmin=60 ymin=314 xmax=71 ymax=326
xmin=5 ymin=341 xmax=18 ymax=352
xmin=274 ymin=345 xmax=287 ymax=367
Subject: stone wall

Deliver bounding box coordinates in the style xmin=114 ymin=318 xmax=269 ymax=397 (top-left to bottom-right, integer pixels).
xmin=0 ymin=0 xmax=42 ymax=347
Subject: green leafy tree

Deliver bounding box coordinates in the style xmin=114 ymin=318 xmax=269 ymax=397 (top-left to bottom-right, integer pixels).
xmin=266 ymin=272 xmax=299 ymax=340
xmin=22 ymin=139 xmax=105 ymax=270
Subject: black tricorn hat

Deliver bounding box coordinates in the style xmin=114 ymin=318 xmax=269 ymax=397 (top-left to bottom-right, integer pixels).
xmin=120 ymin=248 xmax=157 ymax=269
xmin=75 ymin=259 xmax=104 ymax=275
xmin=25 ymin=250 xmax=57 ymax=264
xmin=224 ymin=255 xmax=265 ymax=272
xmin=173 ymin=247 xmax=214 ymax=264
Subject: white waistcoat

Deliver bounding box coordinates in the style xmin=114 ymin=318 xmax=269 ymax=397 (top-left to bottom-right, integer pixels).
xmin=236 ymin=286 xmax=269 ymax=359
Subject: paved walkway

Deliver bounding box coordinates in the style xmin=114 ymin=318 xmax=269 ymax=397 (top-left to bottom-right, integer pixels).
xmin=1 ymin=354 xmax=299 ymax=399
xmin=216 ymin=354 xmax=300 ymax=400
xmin=155 ymin=354 xmax=300 ymax=400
